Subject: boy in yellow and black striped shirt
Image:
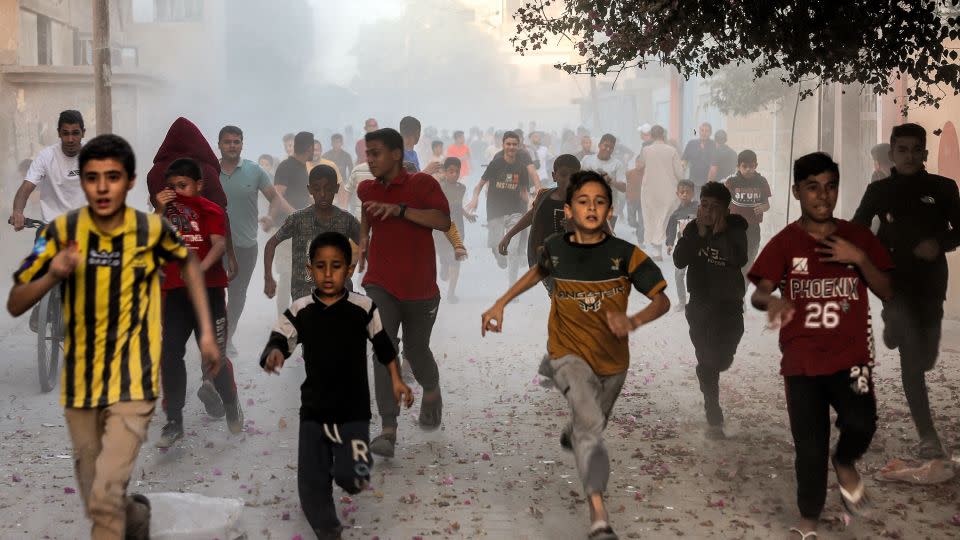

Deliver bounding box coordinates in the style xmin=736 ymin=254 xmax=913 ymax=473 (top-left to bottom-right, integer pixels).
xmin=482 ymin=171 xmax=670 ymax=540
xmin=8 ymin=134 xmax=221 ymax=540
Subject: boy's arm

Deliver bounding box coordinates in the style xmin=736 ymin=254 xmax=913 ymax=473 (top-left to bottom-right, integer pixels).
xmin=465 ymin=179 xmax=488 ymax=211
xmin=201 ymin=234 xmax=227 ymax=273
xmin=369 ymin=306 xmax=413 ymax=406
xmin=180 ymin=252 xmax=222 ymax=376
xmin=500 ymin=206 xmax=536 ymax=254
xmin=444 ymin=221 xmax=465 ymax=250
xmin=263 ymin=233 xmax=281 ymax=298
xmin=672 ymin=224 xmax=699 ymax=269
xmin=665 ymin=211 xmax=679 ymax=246
xmin=751 ymin=279 xmax=796 ymax=327
xmin=940 ymin=180 xmax=960 ymax=253
xmin=260 ymin=308 xmax=300 ymax=374
xmin=850 ymin=183 xmax=878 ymax=228
xmin=526 ymin=164 xmax=542 ymax=192
xmin=728 ymin=224 xmax=749 ymax=269
xmin=481 ymin=265 xmax=549 ymax=336
xmin=816 ymin=235 xmax=893 ymax=301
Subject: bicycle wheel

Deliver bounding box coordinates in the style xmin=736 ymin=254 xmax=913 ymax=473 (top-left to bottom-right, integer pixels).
xmin=36 ymin=290 xmax=61 ymax=393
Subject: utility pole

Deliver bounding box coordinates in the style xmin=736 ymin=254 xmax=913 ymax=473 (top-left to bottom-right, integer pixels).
xmin=92 ymin=0 xmax=112 ymax=134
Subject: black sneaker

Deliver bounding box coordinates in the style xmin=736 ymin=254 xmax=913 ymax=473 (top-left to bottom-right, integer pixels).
xmin=197 ymin=380 xmax=226 ymax=418
xmin=224 ymin=400 xmax=244 ymax=435
xmin=560 ymin=431 xmax=572 ymax=451
xmin=914 ymin=436 xmax=947 ymax=460
xmin=156 ymin=421 xmax=183 ymax=448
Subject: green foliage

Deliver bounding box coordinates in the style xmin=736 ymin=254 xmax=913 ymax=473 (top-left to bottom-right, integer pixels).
xmin=512 ymin=0 xmax=960 ymax=111
xmin=709 ymin=64 xmax=794 ymax=116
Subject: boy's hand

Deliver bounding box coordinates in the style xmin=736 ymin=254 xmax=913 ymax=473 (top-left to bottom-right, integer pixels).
xmin=463 ymin=210 xmax=477 ymax=223
xmin=363 ymin=201 xmax=401 ymax=221
xmin=695 ymin=218 xmax=710 ymax=238
xmin=713 ymin=215 xmax=727 ymax=235
xmin=498 ymin=236 xmax=511 ymax=256
xmin=666 ymin=245 xmax=674 ymax=255
xmin=263 ymin=349 xmax=285 ymax=374
xmin=423 ymin=161 xmax=441 ymax=175
xmin=392 ymin=379 xmax=414 ymax=408
xmin=913 ymin=238 xmax=940 ymax=262
xmin=198 ymin=333 xmax=222 ymax=378
xmin=264 ymin=276 xmax=277 ymax=298
xmin=606 ymin=311 xmax=635 ymax=338
xmin=481 ymin=302 xmax=505 ymax=336
xmin=155 ymin=189 xmax=176 ymax=213
xmin=816 ymin=235 xmax=865 ymax=266
xmin=766 ymin=297 xmax=796 ymax=329
xmin=455 ymin=247 xmax=468 ymax=261
xmin=259 ymin=215 xmax=275 ymax=232
xmin=357 ymin=240 xmax=368 ymax=274
xmin=50 ymin=242 xmax=81 ymax=280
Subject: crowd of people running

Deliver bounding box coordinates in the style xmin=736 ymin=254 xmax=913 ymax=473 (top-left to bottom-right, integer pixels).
xmin=6 ymin=109 xmax=960 ymax=540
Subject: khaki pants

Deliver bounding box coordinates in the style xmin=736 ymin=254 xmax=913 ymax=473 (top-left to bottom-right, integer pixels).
xmin=275 ymin=241 xmax=292 ymax=316
xmin=64 ymin=400 xmax=155 ymax=540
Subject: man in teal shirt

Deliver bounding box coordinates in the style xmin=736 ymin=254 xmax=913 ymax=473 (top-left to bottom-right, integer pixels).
xmin=218 ymin=125 xmax=293 ymax=355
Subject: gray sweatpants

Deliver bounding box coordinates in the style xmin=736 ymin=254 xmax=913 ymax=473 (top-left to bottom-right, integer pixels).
xmin=551 ymin=354 xmax=627 ymax=495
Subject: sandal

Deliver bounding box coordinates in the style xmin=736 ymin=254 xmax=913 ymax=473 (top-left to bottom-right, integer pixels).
xmin=789 ymin=527 xmax=818 ymax=539
xmin=832 ymin=457 xmax=869 ymax=516
xmin=587 ymin=521 xmax=618 ymax=540
xmin=419 ymin=388 xmax=443 ymax=430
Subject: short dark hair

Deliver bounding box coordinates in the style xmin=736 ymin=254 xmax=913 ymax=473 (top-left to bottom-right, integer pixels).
xmin=257 ymin=154 xmax=274 ymax=167
xmin=366 ymin=127 xmax=404 ymax=153
xmin=58 ymin=110 xmax=84 ymax=131
xmin=282 ymin=133 xmax=295 ymax=143
xmin=677 ymin=179 xmax=695 ymax=192
xmin=599 ymin=133 xmax=617 ymax=146
xmin=294 ymin=132 xmax=314 ymax=154
xmin=331 ymin=133 xmax=343 ymax=143
xmin=890 ymin=123 xmax=926 ymax=148
xmin=78 ymin=134 xmax=135 ymax=178
xmin=699 ymin=181 xmax=732 ymax=207
xmin=308 ymin=231 xmax=352 ymax=264
xmin=431 ymin=140 xmax=444 ymax=150
xmin=553 ymin=153 xmax=581 ymax=172
xmin=566 ymin=170 xmax=613 ymax=205
xmin=164 ymin=157 xmax=203 ymax=181
xmin=443 ymin=157 xmax=461 ymax=170
xmin=399 ymin=116 xmax=421 ymax=137
xmin=794 ymin=152 xmax=839 ymax=185
xmin=738 ymin=150 xmax=758 ymax=165
xmin=218 ymin=125 xmax=243 ymax=141
xmin=502 ymin=130 xmax=520 ymax=143
xmin=650 ymin=125 xmax=666 ymax=140
xmin=308 ymin=164 xmax=338 ymax=185
xmin=715 ymin=129 xmax=728 ymax=144
xmin=453 ymin=130 xmax=464 ymax=139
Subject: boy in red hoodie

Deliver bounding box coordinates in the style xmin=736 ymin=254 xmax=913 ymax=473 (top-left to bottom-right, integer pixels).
xmin=154 ymin=158 xmax=243 ymax=448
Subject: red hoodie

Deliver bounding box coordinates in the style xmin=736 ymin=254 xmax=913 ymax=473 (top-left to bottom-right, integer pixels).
xmin=147 ymin=117 xmax=228 ymax=209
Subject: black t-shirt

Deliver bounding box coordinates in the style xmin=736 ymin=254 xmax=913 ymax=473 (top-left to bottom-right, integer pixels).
xmin=259 ymin=291 xmax=395 ymax=423
xmin=712 ymin=143 xmax=738 ymax=182
xmin=482 ymin=155 xmax=530 ymax=219
xmin=682 ymin=139 xmax=717 ymax=185
xmin=274 ymin=157 xmax=310 ymax=210
xmin=528 ymin=188 xmax=568 ymax=267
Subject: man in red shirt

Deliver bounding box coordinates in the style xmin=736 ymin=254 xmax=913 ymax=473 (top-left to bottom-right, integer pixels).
xmin=357 ymin=128 xmax=451 ymax=458
xmin=154 ymin=158 xmax=243 ymax=449
xmin=749 ymin=152 xmax=893 ymax=539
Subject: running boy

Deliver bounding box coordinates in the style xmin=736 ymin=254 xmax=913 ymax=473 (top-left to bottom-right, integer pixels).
xmin=497 ymin=153 xmax=581 ymax=294
xmin=665 ymin=180 xmax=697 ymax=311
xmin=724 ymin=150 xmax=771 ymax=279
xmin=435 ymin=157 xmax=470 ymax=302
xmin=482 ymin=171 xmax=670 ymax=540
xmin=264 ymin=164 xmax=361 ymax=301
xmin=154 ymin=158 xmax=242 ymax=448
xmin=853 ymin=123 xmax=960 ymax=459
xmin=672 ymin=182 xmax=747 ymax=439
xmin=8 ymin=134 xmax=221 ymax=539
xmin=261 ymin=231 xmax=413 ymax=540
xmin=749 ymin=152 xmax=893 ymax=539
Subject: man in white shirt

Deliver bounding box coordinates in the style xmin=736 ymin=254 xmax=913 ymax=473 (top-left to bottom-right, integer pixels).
xmin=10 ymin=110 xmax=87 ymax=228
xmin=581 ymin=133 xmax=627 ymax=226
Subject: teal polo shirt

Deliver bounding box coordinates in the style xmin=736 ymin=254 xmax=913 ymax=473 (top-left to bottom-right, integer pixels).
xmin=221 ymin=159 xmax=272 ymax=248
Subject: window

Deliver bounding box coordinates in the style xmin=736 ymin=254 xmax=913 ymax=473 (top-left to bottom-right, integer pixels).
xmin=37 ymin=14 xmax=51 ymax=65
xmin=134 ymin=0 xmax=202 ymax=22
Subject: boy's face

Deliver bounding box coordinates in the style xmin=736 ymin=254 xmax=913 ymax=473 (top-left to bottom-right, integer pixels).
xmin=284 ymin=139 xmax=294 ymax=156
xmin=553 ymin=166 xmax=577 ymax=191
xmin=677 ymin=184 xmax=694 ymax=203
xmin=890 ymin=136 xmax=927 ymax=175
xmin=455 ymin=134 xmax=465 ymax=145
xmin=581 ymin=136 xmax=592 ymax=152
xmin=58 ymin=123 xmax=85 ymax=157
xmin=308 ymin=177 xmax=338 ymax=209
xmin=697 ymin=196 xmax=728 ymax=228
xmin=738 ymin=161 xmax=758 ymax=178
xmin=307 ymin=245 xmax=349 ymax=298
xmin=564 ymin=181 xmax=611 ymax=233
xmin=503 ymin=137 xmax=520 ymax=160
xmin=366 ymin=140 xmax=402 ymax=178
xmin=432 ymin=144 xmax=443 ymax=157
xmin=597 ymin=140 xmax=615 ymax=160
xmin=218 ymin=134 xmax=243 ymax=161
xmin=793 ymin=171 xmax=839 ymax=223
xmin=166 ymin=175 xmax=203 ymax=198
xmin=82 ymin=158 xmax=134 ymax=218
xmin=258 ymin=157 xmax=272 ymax=170
xmin=332 ymin=137 xmax=343 ymax=150
xmin=443 ymin=165 xmax=461 ymax=183
xmin=313 ymin=141 xmax=322 ymax=158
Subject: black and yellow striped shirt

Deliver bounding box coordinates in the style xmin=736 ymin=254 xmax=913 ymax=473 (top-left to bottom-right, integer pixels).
xmin=14 ymin=207 xmax=188 ymax=408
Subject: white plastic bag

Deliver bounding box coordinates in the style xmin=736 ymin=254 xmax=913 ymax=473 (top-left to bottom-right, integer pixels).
xmin=148 ymin=492 xmax=244 ymax=540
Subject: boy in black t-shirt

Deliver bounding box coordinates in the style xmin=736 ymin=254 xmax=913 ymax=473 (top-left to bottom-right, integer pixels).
xmin=261 ymin=232 xmax=413 ymax=540
xmin=724 ymin=150 xmax=771 ymax=281
xmin=665 ymin=180 xmax=697 ymax=310
xmin=434 ymin=157 xmax=471 ymax=302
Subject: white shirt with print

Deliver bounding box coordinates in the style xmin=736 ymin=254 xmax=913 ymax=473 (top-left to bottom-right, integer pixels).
xmin=24 ymin=143 xmax=86 ymax=222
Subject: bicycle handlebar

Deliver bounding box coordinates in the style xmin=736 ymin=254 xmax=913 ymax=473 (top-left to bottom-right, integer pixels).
xmin=7 ymin=217 xmax=46 ymax=229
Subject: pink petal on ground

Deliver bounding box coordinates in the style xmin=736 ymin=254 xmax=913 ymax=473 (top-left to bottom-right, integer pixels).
xmin=291 ymin=535 xmax=303 ymax=540
xmin=442 ymin=475 xmax=455 ymax=486
xmin=339 ymin=496 xmax=353 ymax=504
xmin=481 ymin=452 xmax=491 ymax=461
xmin=468 ymin=358 xmax=476 ymax=363
xmin=261 ymin=450 xmax=271 ymax=456
xmin=463 ymin=499 xmax=471 ymax=505
xmin=952 ymin=513 xmax=960 ymax=526
xmin=212 ymin=468 xmax=222 ymax=476
xmin=246 ymin=398 xmax=255 ymax=406
xmin=281 ymin=511 xmax=290 ymax=521
xmin=64 ymin=487 xmax=76 ymax=494
xmin=11 ymin=474 xmax=21 ymax=482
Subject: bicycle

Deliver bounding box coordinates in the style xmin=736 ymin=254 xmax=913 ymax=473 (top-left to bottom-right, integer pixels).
xmin=16 ymin=217 xmax=64 ymax=393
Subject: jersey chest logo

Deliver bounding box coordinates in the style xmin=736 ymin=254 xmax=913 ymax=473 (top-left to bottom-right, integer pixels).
xmin=791 ymin=257 xmax=809 ymax=275
xmin=610 ymin=257 xmax=622 ymax=271
xmin=88 ymin=249 xmax=121 ymax=267
xmin=578 ymin=294 xmax=602 ymax=312
xmin=921 ymin=195 xmax=936 ymax=205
